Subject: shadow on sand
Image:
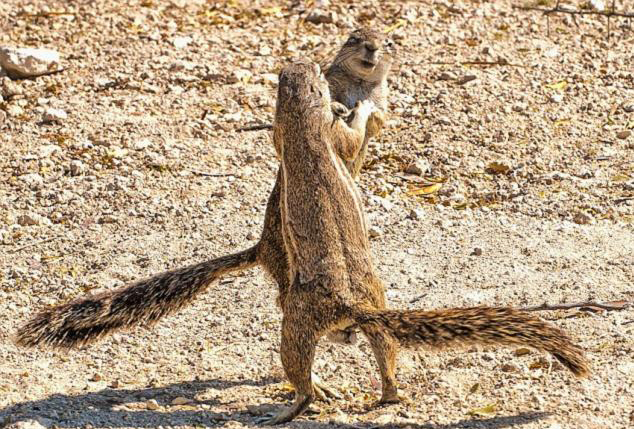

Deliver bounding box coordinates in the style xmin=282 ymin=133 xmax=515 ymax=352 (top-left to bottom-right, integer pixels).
xmin=1 ymin=378 xmax=550 ymax=428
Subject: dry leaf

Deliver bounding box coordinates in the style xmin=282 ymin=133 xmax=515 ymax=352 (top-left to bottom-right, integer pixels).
xmin=545 ymin=80 xmax=567 ymax=91
xmin=406 ymin=183 xmax=442 ymax=196
xmin=468 ymin=403 xmax=497 ymax=417
xmin=469 ymin=383 xmax=480 ymax=394
xmin=279 ymin=382 xmax=295 ymax=392
xmin=553 ymin=118 xmax=571 ymax=126
xmin=384 ymin=19 xmax=406 ymax=34
xmin=486 ymin=161 xmax=511 ymax=175
xmin=514 ymin=347 xmax=532 ymax=357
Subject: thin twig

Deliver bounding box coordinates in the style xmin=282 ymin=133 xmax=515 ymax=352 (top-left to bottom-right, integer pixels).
xmin=522 ymin=300 xmax=631 ymax=312
xmin=430 ymin=60 xmax=528 ymax=68
xmin=11 ymin=236 xmax=60 ymax=253
xmin=18 ymin=12 xmax=76 ymax=18
xmin=514 ymin=3 xmax=634 ymax=19
xmin=235 ymin=123 xmax=273 ymax=132
xmin=191 ymin=170 xmax=236 ymax=177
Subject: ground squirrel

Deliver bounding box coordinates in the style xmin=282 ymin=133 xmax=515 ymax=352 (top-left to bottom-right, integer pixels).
xmin=260 ymin=61 xmax=588 ymax=424
xmin=15 ymin=28 xmax=392 ymax=349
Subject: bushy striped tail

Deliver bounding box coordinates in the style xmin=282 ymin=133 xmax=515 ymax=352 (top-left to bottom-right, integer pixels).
xmin=15 ymin=247 xmax=258 ymax=349
xmin=355 ymin=306 xmax=589 ymax=377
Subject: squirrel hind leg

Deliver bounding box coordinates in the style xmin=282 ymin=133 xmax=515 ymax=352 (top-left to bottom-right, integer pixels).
xmin=259 ymin=319 xmax=317 ymax=424
xmin=361 ymin=323 xmax=400 ymax=404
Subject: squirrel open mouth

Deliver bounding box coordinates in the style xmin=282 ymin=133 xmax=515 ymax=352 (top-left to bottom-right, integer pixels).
xmin=360 ymin=59 xmax=377 ymax=68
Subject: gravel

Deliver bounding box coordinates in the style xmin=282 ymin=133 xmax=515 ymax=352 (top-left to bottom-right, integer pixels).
xmin=1 ymin=1 xmax=633 ymax=429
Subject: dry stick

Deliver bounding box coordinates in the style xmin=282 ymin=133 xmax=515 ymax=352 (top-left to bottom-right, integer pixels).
xmin=522 ymin=301 xmax=631 ymax=312
xmin=191 ymin=170 xmax=236 ymax=177
xmin=515 ymin=0 xmax=634 ymax=40
xmin=236 ymin=123 xmax=273 ymax=132
xmin=430 ymin=60 xmax=528 ymax=68
xmin=11 ymin=236 xmax=60 ymax=254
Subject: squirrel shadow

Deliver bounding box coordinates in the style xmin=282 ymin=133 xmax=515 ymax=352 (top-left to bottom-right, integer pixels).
xmin=0 ymin=378 xmax=550 ymax=429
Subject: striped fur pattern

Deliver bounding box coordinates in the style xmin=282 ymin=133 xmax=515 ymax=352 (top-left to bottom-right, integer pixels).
xmin=355 ymin=306 xmax=589 ymax=377
xmin=259 ymin=61 xmax=589 ymax=424
xmin=15 ymin=247 xmax=257 ymax=349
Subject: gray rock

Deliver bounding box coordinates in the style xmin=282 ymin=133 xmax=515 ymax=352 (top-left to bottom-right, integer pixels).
xmin=1 ymin=78 xmax=23 ymax=97
xmin=549 ymin=92 xmax=564 ymax=103
xmin=573 ymin=212 xmax=592 ymax=225
xmin=456 ymin=74 xmax=477 ymax=85
xmin=19 ymin=173 xmax=44 ymax=189
xmin=409 ymin=208 xmax=424 ymax=220
xmin=405 ymin=159 xmax=430 ymax=176
xmin=42 ymin=108 xmax=67 ymax=123
xmin=4 ymin=419 xmax=52 ymax=429
xmin=69 ymin=160 xmax=85 ymax=176
xmin=368 ymin=226 xmax=383 ymax=238
xmin=306 ymin=9 xmax=336 ymax=24
xmin=438 ymin=71 xmax=457 ymax=81
xmin=0 ymin=47 xmax=61 ymax=79
xmin=146 ymin=399 xmax=160 ymax=410
xmin=18 ymin=213 xmax=42 ymax=226
xmin=6 ymin=104 xmax=24 ymax=117
xmin=39 ymin=144 xmax=61 ymax=158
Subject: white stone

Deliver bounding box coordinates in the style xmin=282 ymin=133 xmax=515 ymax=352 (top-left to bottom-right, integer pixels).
xmin=261 ymin=73 xmax=278 ymax=86
xmin=145 ymin=399 xmax=160 ymax=410
xmin=39 ymin=144 xmax=61 ymax=158
xmin=6 ymin=104 xmax=24 ymax=117
xmin=549 ymin=92 xmax=563 ymax=103
xmin=0 ymin=47 xmax=61 ymax=78
xmin=4 ymin=419 xmax=51 ymax=429
xmin=133 ymin=138 xmax=152 ymax=150
xmin=42 ymin=108 xmax=67 ymax=123
xmin=172 ymin=36 xmax=192 ymax=49
xmin=171 ymin=396 xmax=192 ymax=405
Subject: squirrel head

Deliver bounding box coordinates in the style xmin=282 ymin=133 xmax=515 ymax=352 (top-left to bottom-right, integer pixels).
xmin=334 ymin=28 xmax=394 ymax=83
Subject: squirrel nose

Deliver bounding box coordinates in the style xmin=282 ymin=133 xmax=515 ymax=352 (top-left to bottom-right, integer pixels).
xmin=364 ymin=42 xmax=378 ymax=52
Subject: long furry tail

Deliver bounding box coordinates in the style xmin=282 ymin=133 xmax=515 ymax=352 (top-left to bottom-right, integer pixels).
xmin=354 ymin=306 xmax=589 ymax=377
xmin=15 ymin=246 xmax=258 ymax=349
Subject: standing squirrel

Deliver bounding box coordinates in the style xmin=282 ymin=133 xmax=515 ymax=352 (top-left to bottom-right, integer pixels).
xmin=260 ymin=61 xmax=589 ymax=424
xmin=15 ymin=28 xmax=392 ymax=349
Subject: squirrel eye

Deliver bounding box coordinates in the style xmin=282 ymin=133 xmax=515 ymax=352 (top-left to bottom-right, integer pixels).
xmin=347 ymin=36 xmax=359 ymax=44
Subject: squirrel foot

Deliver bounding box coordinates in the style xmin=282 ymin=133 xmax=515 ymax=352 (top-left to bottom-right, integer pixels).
xmin=312 ymin=373 xmax=342 ymax=402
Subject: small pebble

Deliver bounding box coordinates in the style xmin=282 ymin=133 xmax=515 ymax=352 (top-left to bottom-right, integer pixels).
xmin=405 ymin=159 xmax=430 ymax=176
xmin=368 ymin=226 xmax=383 ymax=238
xmin=616 ymin=130 xmax=631 ymax=140
xmin=549 ymin=92 xmax=564 ymax=103
xmin=146 ymin=399 xmax=160 ymax=410
xmin=171 ymin=396 xmax=192 ymax=405
xmin=42 ymin=108 xmax=67 ymax=123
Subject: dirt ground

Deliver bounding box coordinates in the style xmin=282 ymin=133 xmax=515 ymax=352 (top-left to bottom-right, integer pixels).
xmin=1 ymin=0 xmax=633 ymax=428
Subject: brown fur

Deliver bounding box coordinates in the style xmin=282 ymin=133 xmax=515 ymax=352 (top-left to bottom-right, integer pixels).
xmin=260 ymin=61 xmax=589 ymax=425
xmin=15 ymin=28 xmax=392 ymax=349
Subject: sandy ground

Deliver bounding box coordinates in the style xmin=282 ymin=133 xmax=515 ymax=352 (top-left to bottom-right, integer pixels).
xmin=1 ymin=1 xmax=633 ymax=428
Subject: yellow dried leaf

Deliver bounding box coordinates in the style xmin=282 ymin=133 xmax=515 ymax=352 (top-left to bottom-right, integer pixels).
xmin=468 ymin=403 xmax=497 ymax=417
xmin=486 ymin=161 xmax=510 ymax=174
xmin=553 ymin=118 xmax=571 ymax=126
xmin=260 ymin=6 xmax=282 ymax=16
xmin=279 ymin=382 xmax=295 ymax=392
xmin=514 ymin=347 xmax=531 ymax=357
xmin=107 ymin=148 xmax=128 ymax=159
xmin=545 ymin=80 xmax=567 ymax=91
xmin=406 ymin=183 xmax=442 ymax=196
xmin=612 ymin=174 xmax=630 ymax=182
xmin=384 ymin=19 xmax=406 ymax=34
